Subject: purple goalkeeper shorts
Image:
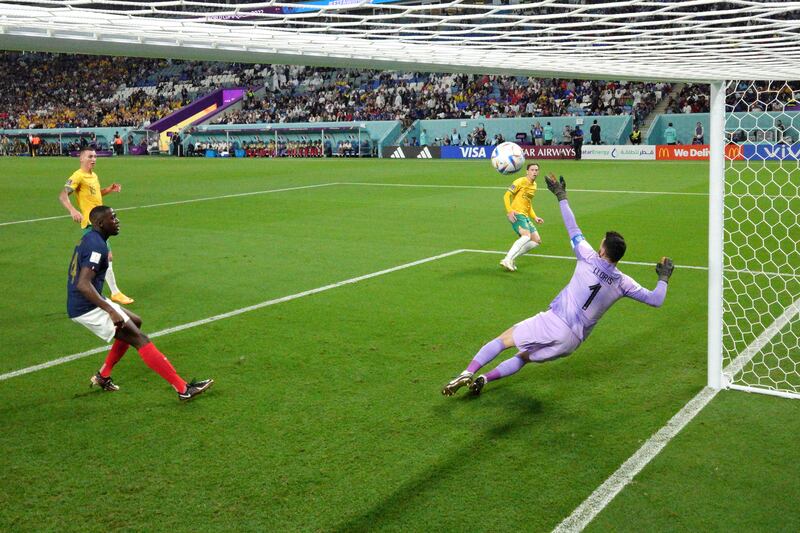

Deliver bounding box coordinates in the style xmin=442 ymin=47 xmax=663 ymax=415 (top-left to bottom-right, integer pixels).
xmin=512 ymin=310 xmax=581 ymax=362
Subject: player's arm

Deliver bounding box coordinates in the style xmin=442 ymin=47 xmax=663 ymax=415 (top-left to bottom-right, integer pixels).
xmin=529 ymin=190 xmax=543 ymax=224
xmin=58 ymin=186 xmax=83 ymax=223
xmin=545 ymin=173 xmax=593 ymax=259
xmin=623 ymin=258 xmax=674 ymax=307
xmin=100 ymin=183 xmax=121 ymax=195
xmin=75 ymin=266 xmax=125 ymax=326
xmin=504 ymin=187 xmax=517 ymax=222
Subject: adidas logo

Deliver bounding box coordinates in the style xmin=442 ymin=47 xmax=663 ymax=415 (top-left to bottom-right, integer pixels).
xmin=417 ymin=147 xmax=432 ymax=159
xmin=390 ymin=147 xmax=405 ymax=158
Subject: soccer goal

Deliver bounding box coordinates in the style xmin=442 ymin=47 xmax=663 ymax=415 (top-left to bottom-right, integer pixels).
xmin=1 ymin=0 xmax=799 ymax=398
xmin=711 ymin=81 xmax=800 ymax=399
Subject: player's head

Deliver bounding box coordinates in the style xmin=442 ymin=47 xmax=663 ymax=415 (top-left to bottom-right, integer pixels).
xmin=526 ymin=163 xmax=540 ymax=179
xmin=600 ymin=231 xmax=626 ymax=263
xmin=79 ymin=147 xmax=97 ymax=170
xmin=89 ymin=205 xmax=120 ymax=236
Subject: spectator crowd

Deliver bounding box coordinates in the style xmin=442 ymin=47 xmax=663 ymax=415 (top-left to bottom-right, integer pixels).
xmin=2 ymin=51 xmax=671 ymax=131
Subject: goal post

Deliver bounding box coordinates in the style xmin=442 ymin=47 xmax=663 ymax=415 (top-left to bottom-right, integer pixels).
xmin=708 ymin=81 xmax=725 ymax=390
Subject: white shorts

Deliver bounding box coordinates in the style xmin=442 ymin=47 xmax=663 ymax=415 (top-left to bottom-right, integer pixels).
xmin=71 ymin=299 xmax=130 ymax=343
xmin=512 ymin=309 xmax=581 ymax=362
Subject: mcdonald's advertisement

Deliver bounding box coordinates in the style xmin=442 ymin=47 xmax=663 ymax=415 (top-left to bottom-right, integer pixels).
xmin=655 ymin=144 xmax=746 ymax=161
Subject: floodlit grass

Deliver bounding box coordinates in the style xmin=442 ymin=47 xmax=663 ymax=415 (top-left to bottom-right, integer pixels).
xmin=0 ymin=156 xmax=798 ymax=531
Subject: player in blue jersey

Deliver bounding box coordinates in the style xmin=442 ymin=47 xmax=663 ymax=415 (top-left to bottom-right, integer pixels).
xmin=68 ymin=206 xmax=213 ymax=401
xmin=442 ymin=174 xmax=674 ymax=396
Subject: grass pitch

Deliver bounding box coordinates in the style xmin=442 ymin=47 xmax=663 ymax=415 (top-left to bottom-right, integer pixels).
xmin=1 ymin=157 xmax=798 ymax=532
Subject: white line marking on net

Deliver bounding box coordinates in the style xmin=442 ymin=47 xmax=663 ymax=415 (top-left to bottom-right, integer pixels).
xmin=724 ymin=295 xmax=800 ymax=386
xmin=0 ymin=183 xmax=339 ymax=227
xmin=552 ymin=297 xmax=800 ymax=532
xmin=339 ymin=182 xmax=708 ymax=196
xmin=0 ymin=249 xmax=464 ymax=382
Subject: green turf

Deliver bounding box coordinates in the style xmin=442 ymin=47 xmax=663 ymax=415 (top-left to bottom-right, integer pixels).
xmin=0 ymin=156 xmax=796 ymax=531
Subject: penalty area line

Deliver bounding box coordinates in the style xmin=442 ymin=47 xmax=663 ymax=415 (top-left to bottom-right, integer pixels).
xmin=339 ymin=182 xmax=708 ymax=197
xmin=0 ymin=249 xmax=465 ymax=382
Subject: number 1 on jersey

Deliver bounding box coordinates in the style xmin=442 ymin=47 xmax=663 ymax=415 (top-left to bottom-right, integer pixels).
xmin=583 ymin=283 xmax=602 ymax=310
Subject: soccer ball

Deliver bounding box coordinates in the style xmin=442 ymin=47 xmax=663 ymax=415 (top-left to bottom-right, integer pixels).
xmin=491 ymin=142 xmax=526 ymax=174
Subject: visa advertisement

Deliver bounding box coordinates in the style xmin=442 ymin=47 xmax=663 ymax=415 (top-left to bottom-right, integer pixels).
xmin=440 ymin=145 xmax=575 ymax=159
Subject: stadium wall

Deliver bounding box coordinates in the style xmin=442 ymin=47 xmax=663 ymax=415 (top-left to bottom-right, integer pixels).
xmin=0 ymin=126 xmax=142 ymax=153
xmin=186 ymin=120 xmax=401 ymax=154
xmin=647 ymin=112 xmax=799 ymax=144
xmin=411 ymin=116 xmax=633 ymax=146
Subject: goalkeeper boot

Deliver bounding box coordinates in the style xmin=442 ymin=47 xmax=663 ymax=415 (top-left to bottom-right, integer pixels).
xmin=442 ymin=371 xmax=473 ymax=396
xmin=90 ymin=372 xmax=120 ymax=392
xmin=178 ymin=379 xmax=214 ymax=402
xmin=469 ymin=375 xmax=487 ymax=396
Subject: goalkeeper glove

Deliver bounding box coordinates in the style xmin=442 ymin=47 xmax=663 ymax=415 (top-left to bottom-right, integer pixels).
xmin=545 ymin=173 xmax=567 ymax=201
xmin=656 ymin=257 xmax=674 ymax=282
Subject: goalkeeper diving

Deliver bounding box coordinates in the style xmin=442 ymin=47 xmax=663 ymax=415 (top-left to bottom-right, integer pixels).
xmin=443 ymin=173 xmax=674 ymax=396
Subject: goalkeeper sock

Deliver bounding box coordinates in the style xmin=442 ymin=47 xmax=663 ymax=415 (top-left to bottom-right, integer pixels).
xmin=504 ymin=235 xmax=530 ymax=262
xmin=485 ymin=355 xmax=527 ymax=382
xmin=512 ymin=240 xmax=539 ymax=261
xmin=137 ymin=342 xmax=187 ymax=393
xmin=466 ymin=338 xmax=506 ymax=373
xmin=105 ymin=262 xmax=121 ymax=294
xmin=99 ymin=339 xmax=130 ymax=378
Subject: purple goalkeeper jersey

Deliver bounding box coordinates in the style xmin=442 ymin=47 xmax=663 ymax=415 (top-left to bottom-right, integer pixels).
xmin=549 ymin=199 xmax=667 ymax=341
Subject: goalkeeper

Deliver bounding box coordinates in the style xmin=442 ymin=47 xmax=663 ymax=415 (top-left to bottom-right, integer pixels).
xmin=443 ymin=173 xmax=673 ymax=396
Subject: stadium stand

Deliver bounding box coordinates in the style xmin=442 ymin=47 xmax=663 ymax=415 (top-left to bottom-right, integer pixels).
xmin=1 ymin=52 xmax=672 ymax=131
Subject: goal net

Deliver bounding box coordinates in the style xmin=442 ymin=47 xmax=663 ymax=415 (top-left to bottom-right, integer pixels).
xmin=721 ymin=81 xmax=800 ymax=399
xmin=1 ymin=1 xmax=800 ymax=82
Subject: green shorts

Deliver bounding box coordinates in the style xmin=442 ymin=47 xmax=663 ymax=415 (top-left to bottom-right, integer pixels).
xmin=82 ymin=226 xmax=111 ymax=250
xmin=511 ymin=214 xmax=538 ymax=236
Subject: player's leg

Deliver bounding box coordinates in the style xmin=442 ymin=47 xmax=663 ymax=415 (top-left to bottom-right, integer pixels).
xmin=112 ymin=318 xmax=213 ymax=401
xmin=501 ymin=220 xmax=532 ymax=271
xmin=471 ymin=311 xmax=581 ymax=395
xmin=95 ymin=307 xmax=142 ymax=382
xmin=106 ymin=251 xmax=134 ymax=305
xmin=442 ymin=326 xmax=515 ymax=396
xmin=512 ymin=229 xmax=541 ymax=262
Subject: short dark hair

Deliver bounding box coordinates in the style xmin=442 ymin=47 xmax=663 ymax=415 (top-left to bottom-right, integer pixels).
xmin=89 ymin=205 xmax=112 ymax=225
xmin=527 ymin=163 xmax=539 ymax=170
xmin=603 ymin=231 xmax=626 ymax=263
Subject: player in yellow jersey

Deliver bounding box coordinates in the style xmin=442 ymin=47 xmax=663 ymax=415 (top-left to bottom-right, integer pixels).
xmin=500 ymin=162 xmax=543 ymax=271
xmin=58 ymin=148 xmax=134 ymax=304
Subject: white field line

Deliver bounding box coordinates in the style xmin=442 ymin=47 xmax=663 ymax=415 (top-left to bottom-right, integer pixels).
xmin=466 ymin=249 xmax=800 ymax=280
xmin=0 ymin=181 xmax=706 ymax=228
xmin=551 ymin=386 xmax=720 ymax=533
xmin=723 ymin=295 xmax=800 ymax=382
xmin=552 ymin=298 xmax=800 ymax=533
xmin=0 ymin=182 xmax=340 ymax=227
xmin=0 ymin=249 xmax=464 ymax=382
xmin=339 ymin=182 xmax=709 ymax=196
xmin=463 ymin=248 xmax=708 ymax=272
